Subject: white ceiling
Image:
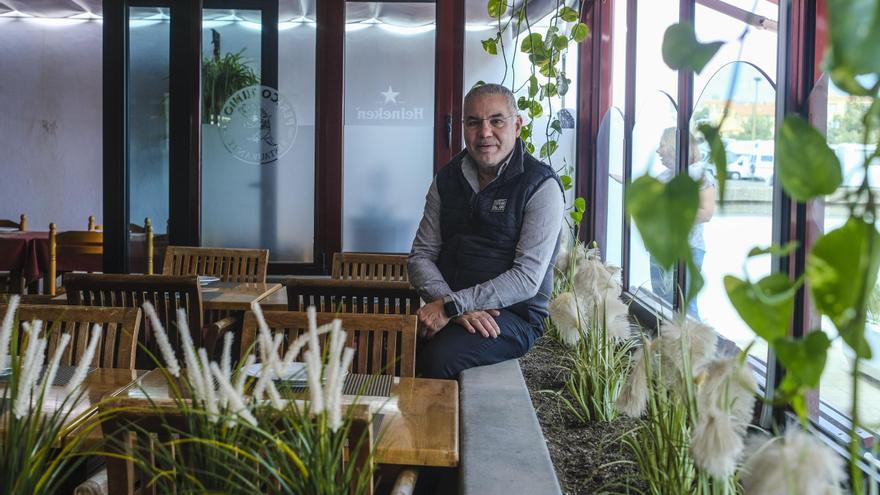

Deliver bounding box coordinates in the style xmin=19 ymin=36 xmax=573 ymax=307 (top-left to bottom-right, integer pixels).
xmin=0 ymin=0 xmax=570 ymax=25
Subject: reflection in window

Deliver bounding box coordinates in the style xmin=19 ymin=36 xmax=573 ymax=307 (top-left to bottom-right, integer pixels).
xmin=603 ymin=0 xmax=627 ymax=267
xmin=691 ymin=0 xmax=778 ymax=364
xmin=129 ymin=7 xmax=170 ymax=274
xmin=629 ymin=90 xmax=678 ymax=315
xmin=599 ymin=108 xmax=625 ymax=268
xmin=691 ymin=61 xmax=776 ymax=363
xmin=815 ymin=78 xmax=880 ymax=433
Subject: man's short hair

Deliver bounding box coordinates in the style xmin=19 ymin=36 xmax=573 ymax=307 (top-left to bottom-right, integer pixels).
xmin=463 ymin=83 xmax=518 ymax=116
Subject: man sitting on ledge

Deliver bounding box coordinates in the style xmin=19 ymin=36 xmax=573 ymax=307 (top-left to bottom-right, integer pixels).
xmin=408 ymin=83 xmax=564 ymax=380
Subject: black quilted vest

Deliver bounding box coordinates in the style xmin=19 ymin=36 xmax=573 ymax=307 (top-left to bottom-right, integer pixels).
xmin=436 ymin=139 xmax=562 ymax=327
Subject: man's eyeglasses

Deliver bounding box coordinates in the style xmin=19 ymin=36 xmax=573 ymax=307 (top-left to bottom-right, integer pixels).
xmin=462 ymin=115 xmax=515 ymax=130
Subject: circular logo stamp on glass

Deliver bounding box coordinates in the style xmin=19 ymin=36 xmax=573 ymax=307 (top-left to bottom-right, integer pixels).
xmin=219 ymin=85 xmax=297 ymax=165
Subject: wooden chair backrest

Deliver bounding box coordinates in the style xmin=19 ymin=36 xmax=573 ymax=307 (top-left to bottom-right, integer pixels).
xmin=241 ymin=311 xmax=417 ymax=377
xmin=87 ymin=215 xmax=102 ymax=232
xmin=0 ymin=304 xmax=141 ymax=369
xmin=0 ymin=213 xmax=26 ymax=231
xmin=331 ymin=252 xmax=409 ymax=282
xmin=162 ymin=246 xmax=269 ymax=283
xmin=129 ymin=217 xmax=160 ymax=275
xmin=48 ymin=223 xmax=103 ymax=295
xmin=101 ymin=401 xmax=373 ymax=495
xmin=63 ymin=273 xmax=203 ymax=369
xmin=285 ymin=279 xmax=421 ymax=315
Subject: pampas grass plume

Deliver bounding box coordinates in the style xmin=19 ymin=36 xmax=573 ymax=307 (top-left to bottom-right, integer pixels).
xmin=65 ymin=324 xmax=101 ymax=396
xmin=141 ymin=302 xmax=180 ymax=376
xmin=0 ymin=294 xmax=19 ymax=370
xmin=742 ymin=429 xmax=845 ymax=495
xmin=615 ymin=343 xmax=652 ymax=417
xmin=549 ymin=292 xmax=581 ymax=346
xmin=690 ymin=409 xmax=743 ymax=479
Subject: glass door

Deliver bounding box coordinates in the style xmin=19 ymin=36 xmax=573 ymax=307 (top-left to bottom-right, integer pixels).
xmin=200 ymin=1 xmax=317 ymax=264
xmin=128 ymin=6 xmax=171 ymax=273
xmin=342 ymin=1 xmax=436 ymax=253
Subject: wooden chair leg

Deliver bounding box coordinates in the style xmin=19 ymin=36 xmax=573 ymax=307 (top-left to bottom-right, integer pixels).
xmin=390 ymin=467 xmax=419 ymax=495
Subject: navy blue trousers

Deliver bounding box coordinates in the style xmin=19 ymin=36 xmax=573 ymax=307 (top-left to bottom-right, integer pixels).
xmin=416 ymin=309 xmax=542 ymax=379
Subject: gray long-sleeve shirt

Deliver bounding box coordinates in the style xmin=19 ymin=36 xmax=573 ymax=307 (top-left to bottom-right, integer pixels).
xmin=408 ymin=154 xmax=564 ymax=314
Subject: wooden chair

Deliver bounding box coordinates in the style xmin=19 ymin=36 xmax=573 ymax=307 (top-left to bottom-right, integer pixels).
xmin=285 ymin=279 xmax=421 ymax=315
xmin=48 ymin=223 xmax=103 ymax=296
xmin=240 ymin=311 xmax=417 ymax=377
xmin=62 ymin=273 xmax=235 ymax=369
xmin=129 ymin=217 xmax=169 ymax=275
xmin=100 ymin=400 xmax=374 ymax=495
xmin=0 ymin=304 xmax=141 ymax=369
xmin=162 ymin=246 xmax=269 ymax=284
xmin=332 ymin=252 xmax=410 ymax=282
xmin=0 ymin=213 xmax=27 ymax=294
xmin=0 ymin=213 xmax=27 ymax=231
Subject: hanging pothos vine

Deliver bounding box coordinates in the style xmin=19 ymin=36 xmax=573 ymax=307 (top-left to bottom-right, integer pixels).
xmin=480 ymin=0 xmax=589 ymax=241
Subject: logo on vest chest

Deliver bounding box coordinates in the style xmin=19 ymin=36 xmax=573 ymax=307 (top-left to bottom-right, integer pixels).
xmin=490 ymin=198 xmax=508 ymax=212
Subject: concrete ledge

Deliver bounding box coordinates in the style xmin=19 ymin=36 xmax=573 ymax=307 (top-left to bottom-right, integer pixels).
xmin=458 ymin=359 xmax=561 ymax=495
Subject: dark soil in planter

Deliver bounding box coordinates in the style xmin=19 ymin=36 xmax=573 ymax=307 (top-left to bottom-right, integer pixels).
xmin=520 ymin=335 xmax=645 ymax=494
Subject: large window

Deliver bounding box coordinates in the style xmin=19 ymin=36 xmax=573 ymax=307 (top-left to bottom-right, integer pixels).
xmin=811 ymin=78 xmax=880 ymax=433
xmin=626 ymin=0 xmax=679 ymax=319
xmin=601 ymin=0 xmax=627 ymax=268
xmin=692 ymin=0 xmax=778 ymax=361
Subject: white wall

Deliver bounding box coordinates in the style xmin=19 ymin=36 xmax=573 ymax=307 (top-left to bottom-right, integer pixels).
xmin=0 ymin=18 xmax=102 ymax=231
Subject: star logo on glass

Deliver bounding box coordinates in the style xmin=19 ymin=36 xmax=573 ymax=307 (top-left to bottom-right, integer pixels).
xmin=380 ymin=86 xmax=400 ymax=104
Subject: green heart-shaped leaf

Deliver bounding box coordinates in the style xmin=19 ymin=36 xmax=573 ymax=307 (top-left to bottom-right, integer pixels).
xmin=528 ymin=101 xmax=544 ymax=119
xmin=560 ymin=175 xmax=573 ymax=190
xmin=553 ymin=34 xmax=569 ymax=51
xmin=747 ymin=241 xmax=800 ymax=259
xmin=776 ymin=115 xmax=842 ymax=201
xmin=825 ymin=0 xmax=880 ymax=94
xmin=540 ymin=140 xmax=558 ymax=158
xmin=520 ymin=123 xmax=532 ymax=141
xmin=626 ymin=174 xmax=699 ymax=269
xmin=521 ymin=33 xmax=543 ymax=54
xmin=528 ymin=76 xmax=539 ymax=99
xmin=725 ymin=273 xmax=795 ymax=342
xmin=571 ymin=23 xmax=589 ymax=43
xmin=807 ymin=217 xmax=880 ymax=358
xmin=560 ymin=6 xmax=579 ymax=22
xmin=574 ymin=197 xmax=586 ymax=212
xmin=697 ymin=123 xmax=727 ymax=204
xmin=661 ymin=22 xmax=723 ymax=74
xmin=774 ymin=332 xmax=831 ymax=389
xmin=686 ymin=255 xmax=704 ymax=306
xmin=487 ymin=0 xmax=505 ymax=18
xmin=481 ymin=37 xmax=498 ymax=55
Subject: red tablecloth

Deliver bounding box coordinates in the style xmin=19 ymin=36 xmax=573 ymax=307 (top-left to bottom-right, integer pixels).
xmin=0 ymin=231 xmax=50 ymax=281
xmin=0 ymin=232 xmax=156 ymax=282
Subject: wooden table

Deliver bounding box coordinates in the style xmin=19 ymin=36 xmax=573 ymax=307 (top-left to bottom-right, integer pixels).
xmin=0 ymin=368 xmax=143 ymax=442
xmin=255 ymin=285 xmax=287 ymax=310
xmin=200 ymin=281 xmax=282 ymax=311
xmin=113 ymin=369 xmax=460 ymax=467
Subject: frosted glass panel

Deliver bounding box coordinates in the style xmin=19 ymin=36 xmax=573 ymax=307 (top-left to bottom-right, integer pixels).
xmin=200 ymin=10 xmax=316 ymax=262
xmin=343 ymin=3 xmax=435 ymax=253
xmin=129 ymin=7 xmax=170 ymax=273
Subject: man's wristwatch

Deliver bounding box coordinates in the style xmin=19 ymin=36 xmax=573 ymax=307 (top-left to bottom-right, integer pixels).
xmin=442 ymin=295 xmax=461 ymax=318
